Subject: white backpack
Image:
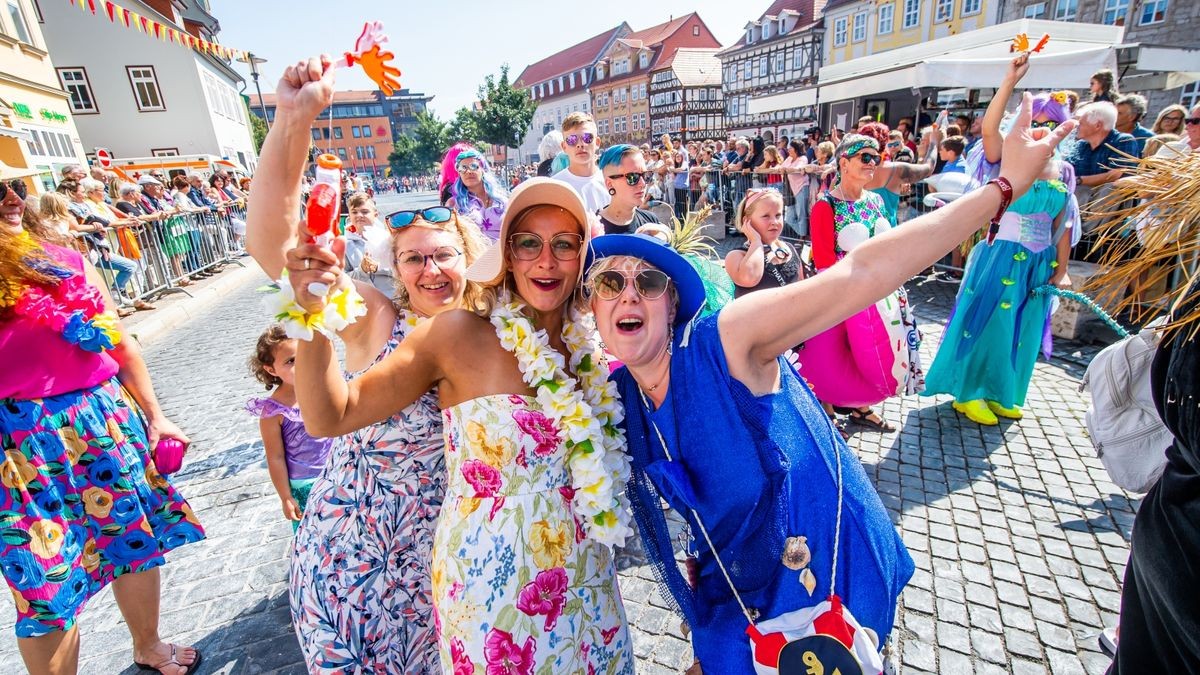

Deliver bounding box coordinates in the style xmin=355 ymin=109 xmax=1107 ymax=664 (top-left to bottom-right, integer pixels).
xmin=1081 ymin=318 xmax=1172 ymax=493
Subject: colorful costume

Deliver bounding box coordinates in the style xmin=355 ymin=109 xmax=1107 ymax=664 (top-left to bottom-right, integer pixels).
xmin=616 ymin=315 xmax=913 ymax=674
xmin=431 ymin=306 xmax=634 ymax=674
xmin=797 ymin=191 xmax=925 ymax=407
xmin=244 ymin=397 xmax=334 ymax=526
xmin=0 ymin=244 xmax=203 ymax=638
xmin=288 ymin=312 xmax=445 ymax=672
xmin=923 ymin=172 xmax=1078 ymax=408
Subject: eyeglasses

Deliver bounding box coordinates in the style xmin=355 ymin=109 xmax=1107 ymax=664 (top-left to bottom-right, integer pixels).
xmin=1162 ymin=115 xmax=1184 ymax=124
xmin=565 ymin=133 xmax=596 ymax=147
xmin=385 ymin=206 xmax=453 ymax=229
xmin=587 ymin=269 xmax=671 ymax=301
xmin=1186 ymin=117 xmax=1200 ymax=126
xmin=1031 ymin=120 xmax=1059 ymax=130
xmin=0 ymin=179 xmax=28 ymax=201
xmin=508 ymin=232 xmax=584 ymax=261
xmin=457 ymin=161 xmax=482 ymax=173
xmin=606 ymin=171 xmax=652 ymax=187
xmin=854 ymin=153 xmax=882 ymax=165
xmin=395 ymin=246 xmax=462 ymax=272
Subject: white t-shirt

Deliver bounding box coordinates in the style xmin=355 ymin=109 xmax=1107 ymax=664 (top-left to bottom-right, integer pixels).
xmin=1155 ymin=139 xmax=1196 ymax=158
xmin=551 ymin=167 xmax=609 ymax=213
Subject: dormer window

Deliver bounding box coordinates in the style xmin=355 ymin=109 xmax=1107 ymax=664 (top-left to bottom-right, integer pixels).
xmin=746 ymin=29 xmax=754 ymax=44
xmin=779 ymin=18 xmax=788 ymax=34
xmin=638 ymin=52 xmax=650 ymax=69
xmin=762 ymin=23 xmax=771 ymax=40
xmin=596 ymin=64 xmax=605 ymax=80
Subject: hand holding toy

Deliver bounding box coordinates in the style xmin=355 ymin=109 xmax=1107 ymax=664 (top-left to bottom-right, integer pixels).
xmin=335 ymin=21 xmax=402 ymax=95
xmin=1010 ymin=32 xmax=1050 ymax=54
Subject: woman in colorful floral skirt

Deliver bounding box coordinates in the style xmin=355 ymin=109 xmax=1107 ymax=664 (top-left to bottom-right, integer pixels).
xmin=246 ymin=56 xmax=491 ymax=672
xmin=288 ymin=177 xmax=634 ymax=673
xmin=0 ymin=166 xmax=204 ymax=674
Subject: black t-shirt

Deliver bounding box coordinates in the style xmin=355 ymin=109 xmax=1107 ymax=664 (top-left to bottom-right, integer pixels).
xmin=537 ymin=158 xmax=554 ymax=177
xmin=598 ymin=207 xmax=660 ymax=235
xmin=114 ymin=200 xmax=146 ymax=217
xmin=733 ymin=240 xmax=800 ymax=298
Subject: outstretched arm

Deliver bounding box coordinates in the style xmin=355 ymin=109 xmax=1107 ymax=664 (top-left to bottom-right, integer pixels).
xmin=246 ymin=55 xmax=335 ymax=280
xmin=720 ymin=94 xmax=1076 ymax=374
xmin=983 ymin=54 xmax=1030 ymax=164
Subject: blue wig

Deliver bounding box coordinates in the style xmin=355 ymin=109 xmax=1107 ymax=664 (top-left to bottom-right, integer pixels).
xmin=450 ymin=147 xmax=508 ymax=216
xmin=598 ymin=144 xmax=640 ymax=172
xmin=551 ymin=151 xmax=570 ymax=174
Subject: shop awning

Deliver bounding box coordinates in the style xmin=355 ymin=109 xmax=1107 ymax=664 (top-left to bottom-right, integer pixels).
xmin=817 ymin=18 xmax=1123 ymax=103
xmin=747 ymin=88 xmax=818 ymax=115
xmin=1118 ymin=44 xmax=1200 ymax=91
xmin=0 ymin=125 xmax=32 ymax=141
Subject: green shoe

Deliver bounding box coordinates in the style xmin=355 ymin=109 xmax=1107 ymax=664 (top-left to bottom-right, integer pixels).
xmin=953 ymin=399 xmax=998 ymax=425
xmin=987 ymin=401 xmax=1023 ymax=420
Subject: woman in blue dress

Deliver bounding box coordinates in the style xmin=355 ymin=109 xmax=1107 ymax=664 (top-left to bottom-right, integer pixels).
xmin=923 ymin=54 xmax=1080 ymax=426
xmin=582 ymin=94 xmax=1075 ymax=673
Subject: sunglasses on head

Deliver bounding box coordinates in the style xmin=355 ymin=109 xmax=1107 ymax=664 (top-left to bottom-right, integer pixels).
xmin=508 ymin=232 xmax=584 ymax=261
xmin=0 ymin=179 xmax=28 ymax=201
xmin=565 ymin=133 xmax=595 ymax=147
xmin=587 ymin=269 xmax=671 ymax=301
xmin=607 ymin=171 xmax=652 ymax=187
xmin=1031 ymin=120 xmax=1060 ymax=130
xmin=1186 ymin=117 xmax=1200 ymax=126
xmin=385 ymin=206 xmax=453 ymax=229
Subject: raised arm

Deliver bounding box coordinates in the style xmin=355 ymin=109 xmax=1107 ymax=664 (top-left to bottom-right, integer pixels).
xmin=724 ymin=224 xmax=765 ymax=288
xmin=983 ymin=54 xmax=1030 ymax=164
xmin=720 ymin=94 xmax=1076 ymax=371
xmin=246 ymin=55 xmax=335 ymax=280
xmin=870 ymin=127 xmax=941 ymax=191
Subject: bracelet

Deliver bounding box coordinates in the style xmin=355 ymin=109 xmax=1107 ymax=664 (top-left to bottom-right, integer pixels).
xmin=260 ymin=270 xmax=366 ymax=341
xmin=984 ymin=177 xmax=1014 ymax=245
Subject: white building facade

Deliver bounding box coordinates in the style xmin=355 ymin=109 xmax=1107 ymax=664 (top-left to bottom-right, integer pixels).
xmin=39 ymin=0 xmax=256 ymax=169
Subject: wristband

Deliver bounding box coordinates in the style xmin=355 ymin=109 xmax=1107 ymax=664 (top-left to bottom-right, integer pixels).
xmin=985 ymin=177 xmax=1014 ymax=245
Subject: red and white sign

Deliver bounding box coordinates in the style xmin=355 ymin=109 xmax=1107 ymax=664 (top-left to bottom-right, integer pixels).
xmin=94 ymin=147 xmax=113 ymax=169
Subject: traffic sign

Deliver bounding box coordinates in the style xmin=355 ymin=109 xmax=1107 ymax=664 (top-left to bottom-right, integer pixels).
xmin=94 ymin=147 xmax=112 ymax=169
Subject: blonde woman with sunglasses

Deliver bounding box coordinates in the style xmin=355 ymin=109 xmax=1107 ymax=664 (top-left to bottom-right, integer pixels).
xmin=246 ymin=55 xmax=490 ymax=672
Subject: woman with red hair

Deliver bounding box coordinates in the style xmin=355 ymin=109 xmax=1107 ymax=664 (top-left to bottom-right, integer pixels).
xmin=858 ymin=121 xmax=939 ymax=226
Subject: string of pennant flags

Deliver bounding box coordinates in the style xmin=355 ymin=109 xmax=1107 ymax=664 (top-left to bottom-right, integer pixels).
xmin=65 ymin=0 xmax=251 ymax=62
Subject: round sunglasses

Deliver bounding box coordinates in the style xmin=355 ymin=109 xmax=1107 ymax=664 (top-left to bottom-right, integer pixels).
xmin=587 ymin=269 xmax=671 ymax=301
xmin=565 ymin=132 xmax=596 ymax=147
xmin=0 ymin=179 xmax=28 ymax=201
xmin=386 ymin=206 xmax=453 ymax=229
xmin=508 ymin=232 xmax=584 ymax=261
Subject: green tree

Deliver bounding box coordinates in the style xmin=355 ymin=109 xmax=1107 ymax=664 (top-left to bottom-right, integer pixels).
xmin=387 ymin=135 xmax=424 ymax=176
xmin=246 ymin=102 xmax=268 ymax=153
xmin=412 ymin=111 xmax=450 ymax=169
xmin=447 ymin=106 xmax=482 ymax=145
xmin=474 ymin=65 xmax=536 ymax=151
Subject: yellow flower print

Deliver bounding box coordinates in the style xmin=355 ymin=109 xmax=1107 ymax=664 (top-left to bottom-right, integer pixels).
xmin=81 ymin=539 xmax=100 ymax=573
xmin=10 ymin=588 xmax=28 ymax=614
xmin=457 ymin=497 xmax=481 ymax=518
xmin=1 ymin=451 xmax=38 ymax=490
xmin=529 ymin=519 xmax=571 ymax=570
xmin=467 ymin=422 xmax=513 ymax=468
xmin=431 ymin=563 xmax=445 ymax=599
xmin=82 ymin=486 xmax=114 ymax=519
xmin=106 ymin=418 xmax=125 ymax=445
xmin=58 ymin=428 xmax=89 ymax=465
xmin=28 ymin=519 xmax=64 ymax=559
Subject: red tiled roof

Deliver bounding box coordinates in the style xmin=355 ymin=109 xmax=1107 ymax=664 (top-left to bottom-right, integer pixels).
xmin=717 ymin=0 xmax=826 ymax=57
xmin=625 ymin=13 xmax=695 ymax=48
xmin=514 ymin=24 xmax=629 ymax=87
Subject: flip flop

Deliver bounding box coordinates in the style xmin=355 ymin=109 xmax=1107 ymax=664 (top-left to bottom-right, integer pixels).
xmin=133 ymin=644 xmax=202 ymax=675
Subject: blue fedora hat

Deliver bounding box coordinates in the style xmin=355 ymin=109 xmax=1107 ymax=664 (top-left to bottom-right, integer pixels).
xmin=585 ymin=233 xmax=705 ymax=327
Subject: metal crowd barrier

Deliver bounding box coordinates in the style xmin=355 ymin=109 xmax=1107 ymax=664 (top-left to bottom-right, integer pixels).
xmin=88 ymin=202 xmax=247 ymax=308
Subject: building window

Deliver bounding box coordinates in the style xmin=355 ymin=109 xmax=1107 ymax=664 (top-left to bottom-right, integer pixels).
xmin=367 ymin=145 xmax=376 ymax=159
xmin=833 ymin=16 xmax=848 ymax=46
xmin=774 ymin=54 xmax=785 ymax=73
xmin=878 ymin=4 xmax=894 ymax=33
xmin=1139 ymin=0 xmax=1168 ymax=24
xmin=639 ymin=52 xmax=649 ymax=69
xmin=745 ymin=28 xmax=754 ymax=45
xmin=935 ymin=0 xmax=953 ymax=22
xmin=6 ymin=0 xmax=32 ymax=43
xmin=57 ymin=67 xmax=97 ymax=114
xmin=362 ymin=125 xmax=371 ymax=137
xmin=150 ymin=147 xmax=180 ymax=157
xmin=743 ymin=61 xmax=752 ymax=80
xmin=352 ymin=126 xmax=361 ymax=138
xmin=333 ymin=127 xmax=343 ymax=139
xmin=693 ymin=25 xmax=700 ymax=36
xmin=758 ymin=56 xmax=768 ymax=77
xmin=1102 ymin=0 xmax=1128 ymax=24
xmin=126 ymin=66 xmax=165 ymax=111
xmin=793 ymin=48 xmax=807 ymax=72
xmin=962 ymin=0 xmax=982 ymax=15
xmin=853 ymin=12 xmax=868 ymax=41
xmin=1053 ymin=0 xmax=1077 ymax=18
xmin=903 ymin=0 xmax=920 ymax=28
xmin=1181 ymin=81 xmax=1200 ymax=109
xmin=337 ymin=147 xmax=347 ymax=160
xmin=762 ymin=22 xmax=771 ymax=40
xmin=1024 ymin=2 xmax=1047 ymax=18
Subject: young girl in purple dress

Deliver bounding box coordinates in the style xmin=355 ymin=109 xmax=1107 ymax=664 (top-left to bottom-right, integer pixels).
xmin=246 ymin=325 xmax=333 ymax=529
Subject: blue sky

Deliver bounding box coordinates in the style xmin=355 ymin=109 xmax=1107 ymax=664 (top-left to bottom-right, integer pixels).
xmin=211 ymin=0 xmax=753 ymax=118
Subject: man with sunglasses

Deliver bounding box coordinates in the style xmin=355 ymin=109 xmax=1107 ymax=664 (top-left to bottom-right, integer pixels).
xmin=551 ymin=111 xmax=609 ymax=214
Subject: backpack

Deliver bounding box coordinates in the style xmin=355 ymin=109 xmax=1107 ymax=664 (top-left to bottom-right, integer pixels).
xmin=1080 ymin=318 xmax=1171 ymax=493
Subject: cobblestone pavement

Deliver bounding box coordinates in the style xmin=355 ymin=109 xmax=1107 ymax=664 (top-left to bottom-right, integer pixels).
xmin=0 ymin=215 xmax=1136 ymax=674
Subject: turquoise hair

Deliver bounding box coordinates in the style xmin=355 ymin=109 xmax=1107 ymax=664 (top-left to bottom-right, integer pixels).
xmin=598 ymin=144 xmax=640 ymax=172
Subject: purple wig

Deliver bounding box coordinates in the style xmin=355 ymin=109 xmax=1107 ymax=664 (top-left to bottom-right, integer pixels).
xmin=1030 ymin=92 xmax=1072 ymax=124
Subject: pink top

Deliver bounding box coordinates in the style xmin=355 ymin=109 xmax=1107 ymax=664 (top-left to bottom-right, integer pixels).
xmin=0 ymin=245 xmax=119 ymax=400
xmin=782 ymin=156 xmax=808 ymax=196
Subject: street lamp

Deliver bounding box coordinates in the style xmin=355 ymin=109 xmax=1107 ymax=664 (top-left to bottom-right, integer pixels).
xmin=238 ymin=52 xmax=270 ymax=131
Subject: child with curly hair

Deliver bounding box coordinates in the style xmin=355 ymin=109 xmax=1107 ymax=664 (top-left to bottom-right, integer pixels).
xmin=246 ymin=325 xmax=333 ymax=529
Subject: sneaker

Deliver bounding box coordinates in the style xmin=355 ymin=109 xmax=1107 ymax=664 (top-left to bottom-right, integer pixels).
xmin=953 ymin=399 xmax=999 ymax=425
xmin=1099 ymin=625 xmax=1118 ymax=657
xmin=987 ymin=400 xmax=1023 ymax=420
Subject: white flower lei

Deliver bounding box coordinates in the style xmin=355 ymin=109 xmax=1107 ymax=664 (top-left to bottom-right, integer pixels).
xmin=490 ymin=290 xmax=633 ymax=549
xmin=260 ymin=270 xmax=367 ymax=341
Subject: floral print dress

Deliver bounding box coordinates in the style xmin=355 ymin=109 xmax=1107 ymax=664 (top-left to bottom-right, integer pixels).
xmin=288 ymin=311 xmax=446 ymax=672
xmin=434 ymin=394 xmax=634 ymax=674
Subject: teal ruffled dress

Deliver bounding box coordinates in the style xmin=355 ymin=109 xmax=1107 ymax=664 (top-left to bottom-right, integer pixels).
xmin=923 ymin=179 xmax=1070 ymax=408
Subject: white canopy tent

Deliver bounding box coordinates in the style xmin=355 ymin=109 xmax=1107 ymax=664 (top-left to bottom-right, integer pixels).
xmin=817 ymin=19 xmax=1124 ymax=104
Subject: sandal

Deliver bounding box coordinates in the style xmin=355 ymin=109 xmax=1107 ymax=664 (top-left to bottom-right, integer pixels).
xmin=827 ymin=412 xmax=851 ymax=440
xmin=846 ymin=407 xmax=895 ymax=432
xmin=133 ymin=644 xmax=202 ymax=674
xmin=134 ymin=300 xmax=157 ymax=311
